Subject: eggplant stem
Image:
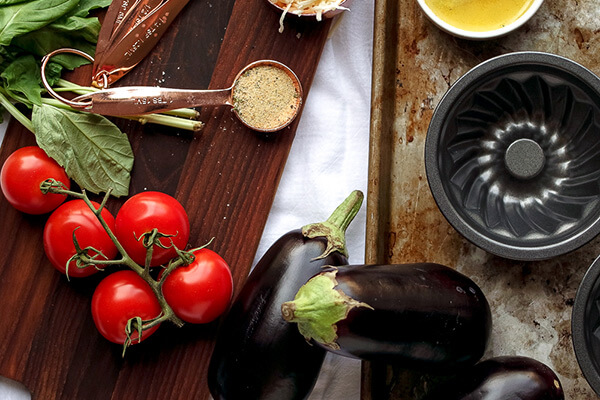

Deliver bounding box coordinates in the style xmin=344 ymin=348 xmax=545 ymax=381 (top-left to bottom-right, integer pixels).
xmin=281 ymin=268 xmax=372 ymax=350
xmin=301 ymin=190 xmax=363 ymax=259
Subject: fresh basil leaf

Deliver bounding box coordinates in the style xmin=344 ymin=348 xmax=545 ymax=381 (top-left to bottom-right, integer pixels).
xmin=44 ymin=16 xmax=101 ymax=43
xmin=44 ymin=61 xmax=64 ymax=87
xmin=69 ymin=0 xmax=112 ymax=18
xmin=0 ymin=44 xmax=20 ymax=64
xmin=9 ymin=2 xmax=102 ymax=68
xmin=0 ymin=54 xmax=42 ymax=105
xmin=0 ymin=48 xmax=7 ymax=69
xmin=0 ymin=54 xmax=63 ymax=106
xmin=0 ymin=0 xmax=29 ymax=5
xmin=32 ymin=104 xmax=134 ymax=197
xmin=12 ymin=26 xmax=98 ymax=69
xmin=0 ymin=0 xmax=79 ymax=46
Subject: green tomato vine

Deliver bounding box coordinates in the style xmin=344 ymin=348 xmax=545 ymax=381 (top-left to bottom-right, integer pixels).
xmin=42 ymin=178 xmax=209 ymax=355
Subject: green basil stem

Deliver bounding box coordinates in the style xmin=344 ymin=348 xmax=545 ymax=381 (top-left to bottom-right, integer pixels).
xmin=0 ymin=86 xmax=204 ymax=132
xmin=55 ymin=79 xmax=201 ymax=120
xmin=0 ymin=90 xmax=34 ymax=133
xmin=129 ymin=113 xmax=205 ymax=131
xmin=41 ymin=96 xmax=205 ymax=132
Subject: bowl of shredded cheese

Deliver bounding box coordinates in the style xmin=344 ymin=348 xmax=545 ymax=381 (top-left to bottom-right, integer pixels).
xmin=268 ymin=0 xmax=351 ymax=32
xmin=417 ymin=0 xmax=543 ymax=40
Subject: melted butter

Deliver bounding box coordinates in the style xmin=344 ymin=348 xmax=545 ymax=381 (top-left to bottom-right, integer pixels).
xmin=424 ymin=0 xmax=535 ymax=32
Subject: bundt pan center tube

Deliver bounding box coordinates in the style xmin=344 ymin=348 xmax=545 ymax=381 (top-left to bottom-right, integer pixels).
xmin=425 ymin=51 xmax=600 ymax=261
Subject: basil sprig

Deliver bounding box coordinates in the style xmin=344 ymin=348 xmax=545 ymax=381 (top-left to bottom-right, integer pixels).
xmin=0 ymin=0 xmax=135 ymax=197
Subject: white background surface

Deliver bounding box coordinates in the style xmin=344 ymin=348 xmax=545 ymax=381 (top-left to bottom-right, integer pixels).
xmin=255 ymin=1 xmax=374 ymax=398
xmin=0 ymin=1 xmax=374 ymax=398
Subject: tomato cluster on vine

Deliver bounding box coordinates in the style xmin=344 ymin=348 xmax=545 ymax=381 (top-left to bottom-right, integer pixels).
xmin=0 ymin=146 xmax=234 ymax=352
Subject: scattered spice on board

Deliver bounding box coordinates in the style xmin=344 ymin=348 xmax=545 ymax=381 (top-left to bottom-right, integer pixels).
xmin=232 ymin=65 xmax=301 ymax=131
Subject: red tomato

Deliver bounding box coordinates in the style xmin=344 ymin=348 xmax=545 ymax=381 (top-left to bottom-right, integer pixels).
xmin=92 ymin=270 xmax=162 ymax=344
xmin=43 ymin=200 xmax=117 ymax=278
xmin=115 ymin=191 xmax=190 ymax=267
xmin=0 ymin=146 xmax=70 ymax=214
xmin=161 ymin=248 xmax=233 ymax=324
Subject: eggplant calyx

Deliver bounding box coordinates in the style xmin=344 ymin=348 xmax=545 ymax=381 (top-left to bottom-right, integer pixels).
xmin=281 ymin=269 xmax=372 ymax=350
xmin=301 ymin=190 xmax=364 ymax=260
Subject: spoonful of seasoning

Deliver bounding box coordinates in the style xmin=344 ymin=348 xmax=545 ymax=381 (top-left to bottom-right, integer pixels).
xmin=44 ymin=57 xmax=303 ymax=133
xmin=229 ymin=61 xmax=303 ymax=131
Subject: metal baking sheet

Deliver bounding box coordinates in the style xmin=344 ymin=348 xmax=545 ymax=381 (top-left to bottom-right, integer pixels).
xmin=364 ymin=0 xmax=600 ymax=398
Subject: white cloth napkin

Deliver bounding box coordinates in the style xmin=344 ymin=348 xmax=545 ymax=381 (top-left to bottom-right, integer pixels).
xmin=0 ymin=1 xmax=374 ymax=398
xmin=252 ymin=2 xmax=374 ymax=399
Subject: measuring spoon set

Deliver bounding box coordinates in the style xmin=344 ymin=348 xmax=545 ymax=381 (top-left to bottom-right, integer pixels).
xmin=41 ymin=0 xmax=303 ymax=132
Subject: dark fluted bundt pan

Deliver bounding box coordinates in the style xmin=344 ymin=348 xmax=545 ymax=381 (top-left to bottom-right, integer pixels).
xmin=425 ymin=52 xmax=600 ymax=261
xmin=573 ymin=255 xmax=600 ymax=396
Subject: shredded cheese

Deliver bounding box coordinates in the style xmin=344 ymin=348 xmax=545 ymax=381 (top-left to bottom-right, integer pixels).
xmin=273 ymin=0 xmax=349 ymax=33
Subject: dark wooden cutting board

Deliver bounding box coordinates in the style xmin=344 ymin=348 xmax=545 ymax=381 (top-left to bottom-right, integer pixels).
xmin=0 ymin=1 xmax=333 ymax=398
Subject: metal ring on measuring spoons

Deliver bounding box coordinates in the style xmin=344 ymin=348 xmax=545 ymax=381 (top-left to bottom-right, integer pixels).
xmin=40 ymin=48 xmax=104 ymax=108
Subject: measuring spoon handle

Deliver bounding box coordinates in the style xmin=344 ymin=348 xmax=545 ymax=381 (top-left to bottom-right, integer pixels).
xmin=73 ymin=86 xmax=232 ymax=116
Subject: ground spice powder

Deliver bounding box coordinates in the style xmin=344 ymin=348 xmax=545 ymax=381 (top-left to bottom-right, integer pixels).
xmin=232 ymin=65 xmax=300 ymax=131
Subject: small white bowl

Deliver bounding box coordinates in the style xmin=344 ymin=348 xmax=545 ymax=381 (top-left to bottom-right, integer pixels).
xmin=416 ymin=0 xmax=544 ymax=40
xmin=268 ymin=0 xmax=351 ymax=20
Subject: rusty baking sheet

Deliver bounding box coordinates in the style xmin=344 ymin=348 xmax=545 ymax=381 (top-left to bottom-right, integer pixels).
xmin=363 ymin=0 xmax=600 ymax=398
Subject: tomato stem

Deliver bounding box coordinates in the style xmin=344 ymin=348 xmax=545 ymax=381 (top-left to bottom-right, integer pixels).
xmin=43 ymin=181 xmax=187 ymax=349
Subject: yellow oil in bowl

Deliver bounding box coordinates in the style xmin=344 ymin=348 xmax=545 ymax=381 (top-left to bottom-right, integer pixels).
xmin=424 ymin=0 xmax=535 ymax=32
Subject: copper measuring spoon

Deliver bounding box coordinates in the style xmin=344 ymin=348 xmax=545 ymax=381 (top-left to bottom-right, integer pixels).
xmin=42 ymin=53 xmax=303 ymax=133
xmin=93 ymin=0 xmax=190 ymax=87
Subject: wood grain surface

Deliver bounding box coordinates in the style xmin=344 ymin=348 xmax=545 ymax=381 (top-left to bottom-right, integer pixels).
xmin=0 ymin=1 xmax=332 ymax=399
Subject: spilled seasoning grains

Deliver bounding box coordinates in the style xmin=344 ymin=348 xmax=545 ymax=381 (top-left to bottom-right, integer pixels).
xmin=232 ymin=65 xmax=300 ymax=131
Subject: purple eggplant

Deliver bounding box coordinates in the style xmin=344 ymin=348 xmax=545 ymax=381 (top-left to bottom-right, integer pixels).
xmin=281 ymin=263 xmax=492 ymax=370
xmin=423 ymin=356 xmax=564 ymax=399
xmin=207 ymin=191 xmax=363 ymax=400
